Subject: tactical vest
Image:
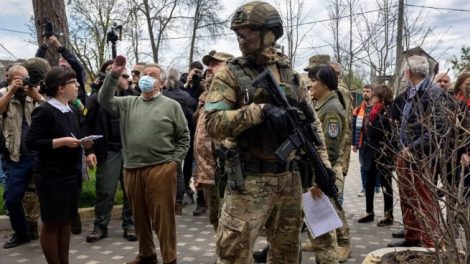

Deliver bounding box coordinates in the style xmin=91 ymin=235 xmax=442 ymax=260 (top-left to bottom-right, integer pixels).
xmin=227 ymin=57 xmax=301 ymax=162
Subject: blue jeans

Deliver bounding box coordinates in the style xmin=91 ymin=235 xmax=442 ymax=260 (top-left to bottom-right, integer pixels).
xmin=4 ymin=155 xmax=35 ymax=238
xmin=0 ymin=155 xmax=6 ymax=188
xmin=359 ymin=147 xmax=381 ymax=190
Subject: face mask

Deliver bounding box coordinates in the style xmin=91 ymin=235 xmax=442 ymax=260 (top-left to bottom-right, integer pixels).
xmin=138 ymin=75 xmax=156 ymax=93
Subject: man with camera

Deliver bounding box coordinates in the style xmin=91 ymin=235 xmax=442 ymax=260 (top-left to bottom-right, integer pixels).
xmin=36 ymin=35 xmax=87 ymax=106
xmin=0 ymin=63 xmax=46 ymax=249
xmin=183 ymin=61 xmax=204 ymax=100
xmin=180 ymin=61 xmax=204 ymax=208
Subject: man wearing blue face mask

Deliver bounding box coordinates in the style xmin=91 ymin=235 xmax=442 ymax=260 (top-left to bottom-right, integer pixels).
xmin=98 ymin=58 xmax=190 ymax=264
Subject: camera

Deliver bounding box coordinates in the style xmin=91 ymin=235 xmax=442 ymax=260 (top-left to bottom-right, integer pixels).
xmin=42 ymin=19 xmax=63 ymax=38
xmin=107 ymin=22 xmax=122 ymax=44
xmin=192 ymin=73 xmax=202 ymax=84
xmin=22 ymin=77 xmax=32 ymax=87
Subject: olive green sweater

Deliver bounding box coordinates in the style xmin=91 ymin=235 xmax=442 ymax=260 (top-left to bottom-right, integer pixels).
xmin=98 ymin=72 xmax=190 ymax=168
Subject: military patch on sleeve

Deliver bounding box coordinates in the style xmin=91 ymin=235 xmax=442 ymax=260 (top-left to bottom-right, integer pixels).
xmin=327 ymin=121 xmax=339 ymax=138
xmin=82 ymin=108 xmax=88 ymax=116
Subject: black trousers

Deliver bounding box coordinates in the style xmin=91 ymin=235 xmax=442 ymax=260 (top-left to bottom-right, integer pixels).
xmin=365 ymin=161 xmax=393 ymax=216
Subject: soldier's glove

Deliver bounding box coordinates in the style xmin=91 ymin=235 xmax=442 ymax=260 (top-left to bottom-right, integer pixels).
xmin=262 ymin=104 xmax=291 ymax=132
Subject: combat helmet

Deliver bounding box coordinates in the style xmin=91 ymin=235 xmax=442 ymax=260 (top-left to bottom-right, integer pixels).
xmin=231 ymin=1 xmax=283 ymax=40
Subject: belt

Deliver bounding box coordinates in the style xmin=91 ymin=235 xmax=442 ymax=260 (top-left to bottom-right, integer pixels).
xmin=243 ymin=160 xmax=298 ymax=174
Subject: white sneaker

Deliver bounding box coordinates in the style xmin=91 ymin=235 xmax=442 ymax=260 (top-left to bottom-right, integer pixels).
xmin=375 ymin=188 xmax=382 ymax=197
xmin=357 ymin=189 xmax=365 ymax=197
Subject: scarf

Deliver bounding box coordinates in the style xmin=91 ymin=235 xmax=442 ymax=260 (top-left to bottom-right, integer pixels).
xmin=369 ymin=101 xmax=384 ymax=123
xmin=456 ymin=93 xmax=470 ymax=108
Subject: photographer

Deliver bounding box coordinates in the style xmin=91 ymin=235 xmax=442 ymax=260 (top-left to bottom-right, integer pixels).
xmin=183 ymin=61 xmax=204 ymax=100
xmin=36 ymin=36 xmax=87 ymax=105
xmin=0 ymin=64 xmax=46 ymax=249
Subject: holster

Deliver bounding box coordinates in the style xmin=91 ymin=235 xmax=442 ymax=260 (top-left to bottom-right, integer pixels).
xmin=224 ymin=148 xmax=245 ymax=192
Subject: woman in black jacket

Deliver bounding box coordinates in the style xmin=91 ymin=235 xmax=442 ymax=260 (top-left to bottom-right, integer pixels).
xmin=26 ymin=66 xmax=92 ymax=264
xmin=357 ymin=85 xmax=395 ymax=226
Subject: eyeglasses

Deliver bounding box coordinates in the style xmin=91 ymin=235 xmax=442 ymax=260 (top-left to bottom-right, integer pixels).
xmin=121 ymin=74 xmax=130 ymax=79
xmin=131 ymin=71 xmax=140 ymax=76
xmin=63 ymin=79 xmax=78 ymax=85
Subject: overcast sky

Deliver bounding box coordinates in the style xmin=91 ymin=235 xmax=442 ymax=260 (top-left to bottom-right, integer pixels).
xmin=0 ymin=0 xmax=469 ymax=75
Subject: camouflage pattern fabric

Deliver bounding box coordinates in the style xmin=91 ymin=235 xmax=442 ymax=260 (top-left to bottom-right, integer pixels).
xmin=309 ymin=230 xmax=339 ymax=264
xmin=24 ymin=175 xmax=39 ymax=222
xmin=338 ymin=81 xmax=353 ymax=177
xmin=205 ymin=65 xmax=264 ymax=138
xmin=313 ymin=91 xmax=351 ymax=248
xmin=205 ymin=51 xmax=307 ymax=263
xmin=216 ymin=172 xmax=302 ymax=264
xmin=203 ymin=183 xmax=220 ymax=231
xmin=314 ymin=91 xmax=346 ymax=180
xmin=194 ymin=91 xmax=216 ymax=185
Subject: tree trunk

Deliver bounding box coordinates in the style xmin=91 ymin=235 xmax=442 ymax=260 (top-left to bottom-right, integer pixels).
xmin=189 ymin=0 xmax=201 ymax=65
xmin=347 ymin=2 xmax=353 ymax=89
xmin=143 ymin=0 xmax=158 ymax=63
xmin=32 ymin=0 xmax=70 ymax=66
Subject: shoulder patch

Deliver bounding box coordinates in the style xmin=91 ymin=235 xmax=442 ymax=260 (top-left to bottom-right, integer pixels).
xmin=82 ymin=108 xmax=88 ymax=116
xmin=327 ymin=120 xmax=339 ymax=138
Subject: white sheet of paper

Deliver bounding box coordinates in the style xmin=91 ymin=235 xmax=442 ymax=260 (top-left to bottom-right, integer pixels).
xmin=302 ymin=192 xmax=343 ymax=238
xmin=80 ymin=135 xmax=103 ymax=142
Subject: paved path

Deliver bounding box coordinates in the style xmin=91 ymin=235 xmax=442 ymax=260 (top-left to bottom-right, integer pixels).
xmin=0 ymin=153 xmax=404 ymax=263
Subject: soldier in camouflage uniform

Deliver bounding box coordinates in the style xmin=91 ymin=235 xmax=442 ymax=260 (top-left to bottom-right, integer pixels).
xmin=193 ymin=51 xmax=233 ymax=231
xmin=329 ymin=62 xmax=353 ymax=181
xmin=302 ymin=60 xmax=351 ymax=263
xmin=204 ymin=2 xmax=332 ymax=263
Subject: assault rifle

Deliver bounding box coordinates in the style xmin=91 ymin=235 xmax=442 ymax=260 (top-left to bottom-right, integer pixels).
xmin=252 ymin=68 xmax=341 ymax=208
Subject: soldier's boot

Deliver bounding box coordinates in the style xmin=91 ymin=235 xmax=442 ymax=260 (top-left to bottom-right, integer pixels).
xmin=253 ymin=246 xmax=269 ymax=263
xmin=28 ymin=221 xmax=39 ymax=240
xmin=301 ymin=239 xmax=316 ymax=252
xmin=301 ymin=237 xmax=317 ymax=252
xmin=337 ymin=244 xmax=351 ymax=263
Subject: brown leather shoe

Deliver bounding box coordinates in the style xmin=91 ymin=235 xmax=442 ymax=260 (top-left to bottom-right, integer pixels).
xmin=126 ymin=254 xmax=158 ymax=264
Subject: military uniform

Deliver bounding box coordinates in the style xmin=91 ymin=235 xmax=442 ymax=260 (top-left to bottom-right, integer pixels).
xmin=205 ymin=51 xmax=301 ymax=263
xmin=303 ymin=56 xmax=352 ymax=262
xmin=338 ymin=81 xmax=353 ymax=179
xmin=315 ymin=91 xmax=350 ymax=261
xmin=194 ymin=50 xmax=234 ymax=230
xmin=205 ymin=3 xmax=334 ymax=263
